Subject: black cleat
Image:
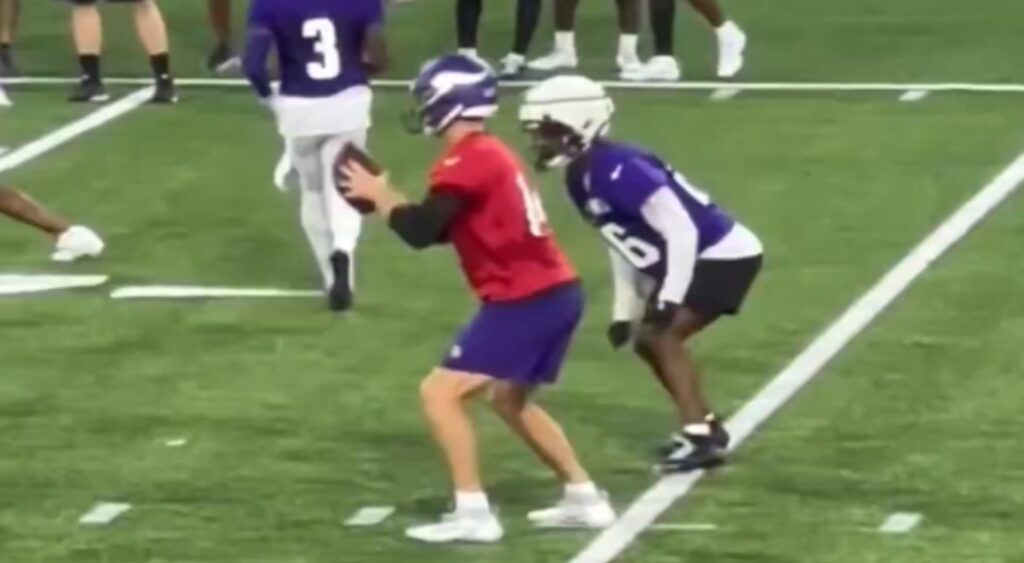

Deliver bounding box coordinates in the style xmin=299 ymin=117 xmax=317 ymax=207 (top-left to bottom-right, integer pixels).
xmin=0 ymin=45 xmax=19 ymax=77
xmin=327 ymin=251 xmax=354 ymax=312
xmin=657 ymin=432 xmax=726 ymax=474
xmin=655 ymin=414 xmax=730 ymax=459
xmin=68 ymin=78 xmax=110 ymax=103
xmin=206 ymin=44 xmax=241 ymax=75
xmin=150 ymin=77 xmax=178 ymax=104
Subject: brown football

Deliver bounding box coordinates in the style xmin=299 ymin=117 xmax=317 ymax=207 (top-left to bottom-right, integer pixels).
xmin=334 ymin=143 xmax=381 ymax=215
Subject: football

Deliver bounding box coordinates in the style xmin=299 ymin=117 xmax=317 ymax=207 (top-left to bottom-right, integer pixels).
xmin=334 ymin=143 xmax=381 ymax=215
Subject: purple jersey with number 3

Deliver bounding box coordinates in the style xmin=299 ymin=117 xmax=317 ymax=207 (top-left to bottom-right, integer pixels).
xmin=247 ymin=0 xmax=383 ymax=98
xmin=565 ymin=140 xmax=735 ymax=279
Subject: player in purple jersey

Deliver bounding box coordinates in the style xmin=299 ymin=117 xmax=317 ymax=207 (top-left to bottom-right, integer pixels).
xmin=519 ymin=75 xmax=764 ymax=473
xmin=244 ymin=0 xmax=388 ymax=312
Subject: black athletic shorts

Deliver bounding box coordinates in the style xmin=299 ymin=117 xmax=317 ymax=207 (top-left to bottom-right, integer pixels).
xmin=657 ymin=255 xmax=763 ymax=320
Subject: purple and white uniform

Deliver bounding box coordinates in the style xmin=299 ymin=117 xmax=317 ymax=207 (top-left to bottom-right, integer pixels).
xmin=566 ymin=139 xmax=763 ymax=321
xmin=243 ymin=0 xmax=384 ymax=289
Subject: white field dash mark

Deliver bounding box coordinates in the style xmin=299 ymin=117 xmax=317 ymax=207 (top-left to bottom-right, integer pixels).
xmin=110 ymin=286 xmax=322 ymax=300
xmin=567 ymin=149 xmax=1024 ymax=563
xmin=78 ymin=502 xmax=132 ymax=526
xmin=879 ymin=512 xmax=922 ymax=534
xmin=344 ymin=506 xmax=395 ymax=527
xmin=650 ymin=523 xmax=718 ymax=532
xmin=164 ymin=438 xmax=188 ymax=447
xmin=0 ymin=88 xmax=152 ymax=174
xmin=899 ymin=89 xmax=930 ymax=103
xmin=710 ymin=87 xmax=741 ymax=101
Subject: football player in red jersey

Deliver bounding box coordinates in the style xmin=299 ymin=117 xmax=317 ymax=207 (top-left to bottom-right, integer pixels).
xmin=339 ymin=55 xmax=615 ymax=544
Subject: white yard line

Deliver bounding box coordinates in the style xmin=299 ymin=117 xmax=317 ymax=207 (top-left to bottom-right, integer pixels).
xmin=4 ymin=76 xmax=1024 ymax=94
xmin=0 ymin=87 xmax=151 ymax=174
xmin=110 ymin=285 xmax=321 ymax=299
xmin=568 ymin=150 xmax=1024 ymax=563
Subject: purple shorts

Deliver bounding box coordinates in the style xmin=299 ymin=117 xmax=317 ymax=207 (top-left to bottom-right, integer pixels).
xmin=442 ymin=282 xmax=584 ymax=386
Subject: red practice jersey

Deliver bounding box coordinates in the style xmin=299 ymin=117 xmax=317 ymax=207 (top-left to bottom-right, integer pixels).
xmin=429 ymin=132 xmax=577 ymax=302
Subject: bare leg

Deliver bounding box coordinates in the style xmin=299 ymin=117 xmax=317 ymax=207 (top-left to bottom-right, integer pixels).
xmin=489 ymin=382 xmax=590 ymax=484
xmin=133 ymin=0 xmax=168 ymax=55
xmin=208 ymin=0 xmax=232 ymax=46
xmin=634 ymin=308 xmax=715 ymax=425
xmin=1 ymin=0 xmax=19 ymax=44
xmin=419 ymin=369 xmax=493 ymax=492
xmin=72 ymin=4 xmax=102 ymax=55
xmin=685 ymin=0 xmax=726 ymax=28
xmin=0 ymin=186 xmax=70 ymax=237
xmin=553 ymin=0 xmax=579 ymax=31
xmin=615 ymin=0 xmax=639 ymax=34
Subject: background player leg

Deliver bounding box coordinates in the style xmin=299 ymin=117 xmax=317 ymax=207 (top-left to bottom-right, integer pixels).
xmin=408 ymin=369 xmax=504 ymax=542
xmin=623 ymin=0 xmax=681 ymax=81
xmin=529 ymin=0 xmax=579 ymax=71
xmin=207 ymin=0 xmax=239 ymax=74
xmin=0 ymin=0 xmax=19 ymax=76
xmin=614 ymin=0 xmax=641 ymax=74
xmin=133 ymin=0 xmax=176 ymax=103
xmin=489 ymin=382 xmax=615 ymax=528
xmin=319 ymin=134 xmax=364 ymax=311
xmin=685 ymin=0 xmax=747 ymax=78
xmin=289 ymin=137 xmax=338 ymax=305
xmin=0 ymin=186 xmax=105 ymax=261
xmin=455 ymin=0 xmax=483 ymax=59
xmin=68 ymin=2 xmax=108 ymax=103
xmin=636 ymin=307 xmax=729 ymax=472
xmin=498 ymin=0 xmax=542 ymax=78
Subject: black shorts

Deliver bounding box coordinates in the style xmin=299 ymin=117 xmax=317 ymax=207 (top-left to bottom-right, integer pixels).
xmin=668 ymin=255 xmax=763 ymax=319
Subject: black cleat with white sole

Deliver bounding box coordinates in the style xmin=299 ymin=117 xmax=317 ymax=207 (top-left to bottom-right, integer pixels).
xmin=657 ymin=432 xmax=726 ymax=474
xmin=69 ymin=78 xmax=110 ymax=103
xmin=327 ymin=251 xmax=354 ymax=312
xmin=150 ymin=77 xmax=179 ymax=105
xmin=656 ymin=414 xmax=730 ymax=459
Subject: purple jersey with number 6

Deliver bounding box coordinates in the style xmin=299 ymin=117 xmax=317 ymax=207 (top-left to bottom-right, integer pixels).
xmin=247 ymin=0 xmax=383 ymax=98
xmin=565 ymin=140 xmax=735 ymax=280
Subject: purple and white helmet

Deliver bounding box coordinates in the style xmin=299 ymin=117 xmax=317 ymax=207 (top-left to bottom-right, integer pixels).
xmin=405 ymin=55 xmax=498 ymax=135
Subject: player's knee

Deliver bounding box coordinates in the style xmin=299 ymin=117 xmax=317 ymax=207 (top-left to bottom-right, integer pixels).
xmin=488 ymin=389 xmax=527 ymax=419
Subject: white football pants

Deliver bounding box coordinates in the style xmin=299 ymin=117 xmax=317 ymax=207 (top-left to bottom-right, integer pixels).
xmin=283 ymin=131 xmax=366 ymax=290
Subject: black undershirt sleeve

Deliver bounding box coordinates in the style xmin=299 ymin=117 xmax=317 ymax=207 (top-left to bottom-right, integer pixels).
xmin=388 ymin=189 xmax=466 ymax=250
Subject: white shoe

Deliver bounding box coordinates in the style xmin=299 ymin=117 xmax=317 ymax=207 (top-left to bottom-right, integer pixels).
xmin=499 ymin=53 xmax=527 ymax=78
xmin=616 ymin=53 xmax=643 ymax=75
xmin=0 ymin=85 xmax=11 ymax=107
xmin=527 ymin=494 xmax=616 ymax=529
xmin=527 ymin=49 xmax=578 ymax=71
xmin=51 ymin=225 xmax=105 ymax=262
xmin=620 ymin=56 xmax=681 ymax=82
xmin=405 ymin=511 xmax=504 ymax=544
xmin=716 ymin=22 xmax=747 ymax=78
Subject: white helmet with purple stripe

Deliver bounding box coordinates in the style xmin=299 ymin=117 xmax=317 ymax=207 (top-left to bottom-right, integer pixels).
xmin=404 ymin=55 xmax=499 ymax=136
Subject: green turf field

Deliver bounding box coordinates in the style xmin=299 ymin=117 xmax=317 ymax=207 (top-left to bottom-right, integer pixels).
xmin=3 ymin=1 xmax=1024 ymax=562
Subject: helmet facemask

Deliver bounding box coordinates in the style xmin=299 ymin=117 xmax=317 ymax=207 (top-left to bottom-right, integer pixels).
xmin=522 ymin=118 xmax=587 ymax=171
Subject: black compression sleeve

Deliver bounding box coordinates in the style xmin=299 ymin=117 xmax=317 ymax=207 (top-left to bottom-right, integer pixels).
xmin=388 ymin=191 xmax=465 ymax=249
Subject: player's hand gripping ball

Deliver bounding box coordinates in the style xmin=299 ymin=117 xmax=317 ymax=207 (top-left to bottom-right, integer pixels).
xmin=334 ymin=143 xmax=383 ymax=215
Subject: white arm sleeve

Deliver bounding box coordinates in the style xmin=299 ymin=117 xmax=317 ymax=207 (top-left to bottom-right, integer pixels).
xmin=609 ymin=249 xmax=645 ymax=321
xmin=640 ymin=187 xmax=698 ymax=304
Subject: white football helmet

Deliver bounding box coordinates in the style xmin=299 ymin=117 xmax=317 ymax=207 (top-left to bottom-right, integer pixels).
xmin=518 ymin=75 xmax=615 ymax=169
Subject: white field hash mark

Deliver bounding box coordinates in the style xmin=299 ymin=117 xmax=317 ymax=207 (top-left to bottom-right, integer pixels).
xmin=78 ymin=502 xmax=132 ymax=526
xmin=568 ymin=151 xmax=1024 ymax=563
xmin=879 ymin=512 xmax=922 ymax=534
xmin=0 ymin=87 xmax=152 ymax=174
xmin=344 ymin=506 xmax=395 ymax=527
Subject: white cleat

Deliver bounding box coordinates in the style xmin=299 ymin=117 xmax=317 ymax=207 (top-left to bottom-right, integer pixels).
xmin=51 ymin=225 xmax=105 ymax=263
xmin=0 ymin=85 xmax=11 ymax=107
xmin=527 ymin=495 xmax=616 ymax=529
xmin=716 ymin=21 xmax=747 ymax=78
xmin=527 ymin=49 xmax=578 ymax=72
xmin=616 ymin=53 xmax=643 ymax=77
xmin=620 ymin=56 xmax=682 ymax=82
xmin=405 ymin=511 xmax=504 ymax=544
xmin=499 ymin=53 xmax=527 ymax=79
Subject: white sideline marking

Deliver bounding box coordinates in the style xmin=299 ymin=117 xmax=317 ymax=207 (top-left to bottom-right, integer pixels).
xmin=5 ymin=76 xmax=1024 ymax=94
xmin=710 ymin=88 xmax=741 ymax=101
xmin=0 ymin=147 xmax=8 ymax=157
xmin=110 ymin=285 xmax=321 ymax=299
xmin=568 ymin=150 xmax=1024 ymax=563
xmin=899 ymin=89 xmax=930 ymax=102
xmin=0 ymin=88 xmax=151 ymax=174
xmin=879 ymin=512 xmax=922 ymax=534
xmin=650 ymin=523 xmax=718 ymax=532
xmin=164 ymin=438 xmax=188 ymax=447
xmin=0 ymin=274 xmax=108 ymax=295
xmin=78 ymin=502 xmax=132 ymax=526
xmin=344 ymin=506 xmax=395 ymax=527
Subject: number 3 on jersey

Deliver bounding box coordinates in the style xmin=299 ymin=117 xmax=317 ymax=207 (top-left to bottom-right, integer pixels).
xmin=516 ymin=174 xmax=549 ymax=237
xmin=303 ymin=18 xmax=341 ymax=80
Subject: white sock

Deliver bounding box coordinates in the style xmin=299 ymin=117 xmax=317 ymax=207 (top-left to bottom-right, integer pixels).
xmin=618 ymin=34 xmax=638 ymax=58
xmin=565 ymin=481 xmax=600 ymax=501
xmin=683 ymin=422 xmax=711 ymax=436
xmin=554 ymin=31 xmax=576 ymax=54
xmin=458 ymin=48 xmax=479 ymax=59
xmin=455 ymin=490 xmax=491 ymax=514
xmin=716 ymin=20 xmax=740 ymax=39
xmin=505 ymin=52 xmax=526 ymax=64
xmin=299 ymin=189 xmax=334 ymax=289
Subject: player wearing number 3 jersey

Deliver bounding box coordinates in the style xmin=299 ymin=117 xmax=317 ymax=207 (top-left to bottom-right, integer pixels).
xmin=243 ymin=0 xmax=387 ymax=312
xmin=520 ymin=75 xmax=764 ymax=474
xmin=339 ymin=56 xmax=615 ymax=544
